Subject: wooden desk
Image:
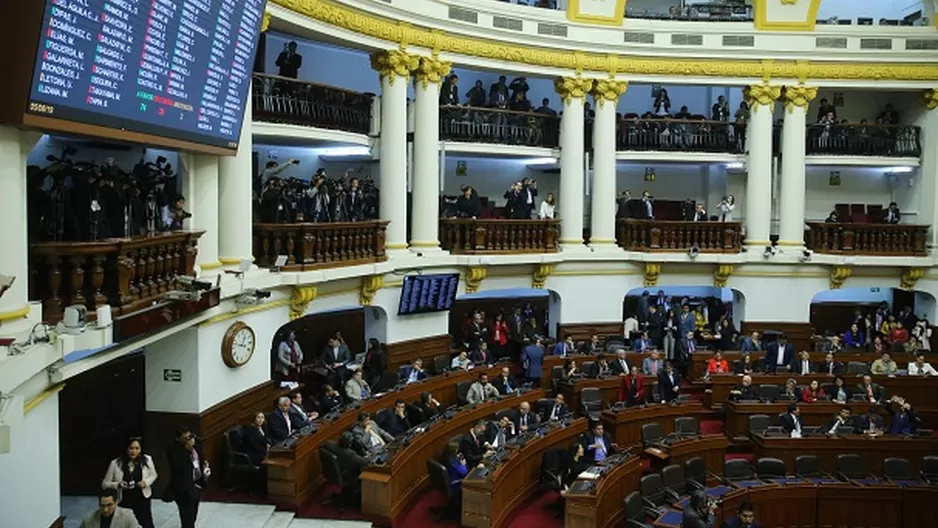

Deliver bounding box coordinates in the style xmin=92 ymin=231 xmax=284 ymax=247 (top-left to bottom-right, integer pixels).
xmin=751 ymin=433 xmax=938 ymax=474
xmin=600 ymin=402 xmax=707 ymax=447
xmin=687 ymin=350 xmax=887 ymax=381
xmin=565 ymin=455 xmax=642 ymax=528
xmin=461 ymin=418 xmax=588 ymax=528
xmin=359 ymin=389 xmax=547 ymax=526
xmin=667 ymin=435 xmax=727 ymax=474
xmin=266 ymin=366 xmax=502 ymax=508
xmin=724 ymin=401 xmax=883 ymax=439
xmin=542 ymin=353 xmax=653 ymax=390
xmin=558 ymin=375 xmax=664 ymax=412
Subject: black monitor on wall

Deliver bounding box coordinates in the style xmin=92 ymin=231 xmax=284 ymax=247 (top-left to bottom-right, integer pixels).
xmin=398 ymin=274 xmax=460 ymax=315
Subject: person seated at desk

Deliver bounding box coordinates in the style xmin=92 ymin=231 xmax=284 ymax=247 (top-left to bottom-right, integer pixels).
xmin=870 ymin=336 xmax=887 ymax=355
xmin=829 ymin=376 xmax=852 ymax=403
xmin=734 ymin=353 xmax=759 ymax=375
xmin=871 ymin=352 xmax=898 ymax=376
xmin=561 ymin=443 xmax=591 ymax=493
xmin=318 ymin=384 xmax=344 ymax=414
xmin=722 ymin=500 xmax=760 ymax=528
xmin=889 ymin=321 xmax=910 ymax=345
xmin=675 ymin=331 xmax=698 ymax=366
xmin=619 ymin=366 xmax=645 ymax=406
xmin=402 ymin=358 xmax=429 ymax=384
xmin=442 ymin=441 xmax=470 ymax=502
xmin=824 ymin=335 xmax=845 ymax=354
xmin=904 ymin=336 xmax=921 ymax=356
xmin=417 ymin=392 xmax=441 ymax=420
xmin=513 ymin=401 xmax=541 ymax=432
xmin=632 ymin=331 xmax=654 ymax=353
xmin=380 ymin=399 xmax=413 ymax=437
xmin=706 ymin=351 xmax=730 ymax=375
xmin=729 ymin=375 xmax=758 ymax=402
xmin=739 ymin=331 xmax=762 ymax=354
xmin=486 ymin=415 xmax=517 ymax=447
xmin=780 ymin=403 xmax=803 ymax=438
xmin=321 ymin=335 xmax=351 ymax=371
xmin=345 ymin=370 xmax=372 ymax=401
xmin=544 ymin=394 xmax=569 ymax=422
xmin=522 ymin=338 xmax=545 ymax=383
xmin=590 ymin=353 xmax=613 ymax=378
xmin=610 ymin=350 xmax=630 ymax=375
xmin=268 ymin=397 xmax=297 ymax=445
xmin=460 ymin=420 xmax=493 ymax=466
xmin=781 ymin=378 xmax=801 ymax=402
xmin=351 ymin=412 xmax=394 ymax=452
xmin=908 ymin=353 xmax=938 ymax=376
xmin=467 ymin=372 xmax=500 ymax=404
xmin=561 ymin=358 xmax=579 ymax=380
xmin=493 ymin=366 xmax=519 ymax=395
xmin=581 ymin=421 xmax=616 ymax=463
xmin=844 ymin=323 xmax=865 ymax=350
xmin=552 ymin=335 xmax=575 ymax=357
xmin=818 ymin=352 xmax=843 ymax=376
xmin=801 ymin=380 xmax=826 ymax=403
xmin=764 ymin=334 xmax=794 ymax=373
xmin=825 ymin=406 xmax=857 ymax=435
xmin=643 ymin=350 xmax=664 ymax=376
xmin=578 ymin=334 xmax=602 ymax=354
xmin=469 ymin=342 xmax=493 ymax=365
xmin=451 ymin=350 xmax=471 ymax=371
xmin=243 ymin=412 xmax=270 ymax=465
xmin=858 ymin=407 xmax=885 ymax=436
xmin=793 ymin=350 xmax=814 ymax=376
xmin=683 ymin=489 xmax=718 ymax=528
xmin=288 ymin=391 xmax=319 ymax=427
xmin=857 ymin=374 xmax=885 ymax=403
xmin=887 ymin=396 xmax=919 ymax=435
xmin=658 ymin=361 xmax=681 ymax=402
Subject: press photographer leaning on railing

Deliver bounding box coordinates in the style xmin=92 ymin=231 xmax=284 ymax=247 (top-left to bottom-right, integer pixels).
xmin=256 ymin=166 xmax=379 ymax=224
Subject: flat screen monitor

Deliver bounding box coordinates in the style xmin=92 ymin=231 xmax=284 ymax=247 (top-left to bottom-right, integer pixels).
xmin=398 ymin=274 xmax=460 ymax=315
xmin=24 ymin=0 xmax=267 ymax=151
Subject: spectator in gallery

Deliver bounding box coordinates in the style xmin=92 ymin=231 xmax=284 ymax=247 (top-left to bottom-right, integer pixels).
xmin=908 ymin=353 xmax=937 ymax=376
xmin=823 ymin=335 xmax=844 ymax=353
xmin=871 ymin=335 xmax=887 ymax=355
xmin=454 ymin=185 xmax=482 ymax=219
xmin=277 ymin=331 xmax=303 ymax=380
xmin=716 ymin=195 xmax=735 ymax=222
xmin=888 ymin=321 xmax=909 ymax=345
xmin=80 ymin=489 xmax=140 ymax=528
xmin=871 ymin=352 xmax=898 ymax=376
xmin=535 ymin=97 xmax=557 ymax=116
xmin=451 ymin=350 xmax=471 ymax=370
xmin=538 ymin=193 xmax=556 ymax=219
xmin=830 ymin=375 xmax=852 ymax=403
xmin=653 ymin=88 xmax=671 ymax=116
xmin=275 ymin=41 xmax=303 ymax=79
xmin=912 ymin=319 xmax=932 ymax=351
xmin=816 ymin=98 xmax=836 ymax=121
xmin=824 ymin=210 xmax=840 ymax=223
xmin=801 ymin=380 xmax=826 ymax=403
xmin=440 ymin=74 xmax=460 ymax=105
xmin=465 ymin=80 xmax=486 ymax=107
xmin=345 ymin=370 xmax=373 ymax=402
xmin=712 ymin=95 xmax=730 ymax=122
xmin=101 ymin=437 xmax=157 ymax=528
xmin=884 ymin=202 xmax=901 ymax=224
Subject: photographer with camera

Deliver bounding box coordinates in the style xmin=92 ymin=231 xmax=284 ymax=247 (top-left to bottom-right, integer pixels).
xmin=162 ymin=195 xmax=191 ymax=231
xmin=683 ymin=490 xmax=718 ymax=528
xmin=717 ymin=195 xmax=736 ymax=222
xmin=302 ymin=169 xmax=332 ymax=223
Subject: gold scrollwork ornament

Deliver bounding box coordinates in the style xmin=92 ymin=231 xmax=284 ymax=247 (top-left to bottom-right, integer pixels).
xmin=591 ymin=80 xmax=628 ymax=107
xmin=414 ymin=57 xmax=452 ymax=89
xmin=289 ymin=286 xmax=318 ymax=320
xmin=744 ymin=84 xmax=782 ymax=110
xmin=924 ymin=89 xmax=938 ymax=110
xmin=829 ymin=266 xmax=852 ymax=290
xmin=370 ymin=50 xmax=420 ymax=86
xmin=554 ymin=77 xmax=595 ymax=104
xmin=643 ymin=263 xmax=661 ymax=287
xmin=782 ymin=85 xmax=818 ymax=112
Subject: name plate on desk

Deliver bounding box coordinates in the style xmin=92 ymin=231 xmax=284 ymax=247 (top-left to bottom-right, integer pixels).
xmin=567 ymin=0 xmax=627 ymax=26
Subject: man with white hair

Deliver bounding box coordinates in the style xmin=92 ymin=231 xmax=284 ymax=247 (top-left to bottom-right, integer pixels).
xmin=729 ymin=375 xmax=758 ymax=401
xmin=268 ymin=396 xmax=295 ymax=444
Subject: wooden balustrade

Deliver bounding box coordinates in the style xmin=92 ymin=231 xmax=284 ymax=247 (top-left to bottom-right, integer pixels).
xmin=29 ymin=231 xmax=203 ymax=324
xmin=616 ymin=219 xmax=742 ymax=253
xmin=439 ymin=105 xmax=560 ymax=148
xmin=440 ymin=218 xmax=560 ymax=254
xmin=252 ymin=73 xmax=374 ymax=134
xmin=616 ymin=117 xmax=745 ymax=153
xmin=806 ymin=123 xmax=921 ymax=157
xmin=805 ymin=222 xmax=928 ymax=256
xmin=253 ymin=220 xmax=389 ymax=271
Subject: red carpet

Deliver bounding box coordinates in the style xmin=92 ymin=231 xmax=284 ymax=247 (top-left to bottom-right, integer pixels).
xmin=294 ymin=483 xmax=380 ymax=524
xmin=505 ymin=491 xmax=564 ymax=528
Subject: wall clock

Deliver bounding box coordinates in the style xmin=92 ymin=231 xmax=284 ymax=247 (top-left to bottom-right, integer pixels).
xmin=221 ymin=321 xmax=256 ymax=368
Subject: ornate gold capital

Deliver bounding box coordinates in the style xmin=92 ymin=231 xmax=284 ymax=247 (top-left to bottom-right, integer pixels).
xmin=924 ymin=89 xmax=938 ymax=110
xmin=713 ymin=265 xmax=734 ymax=288
xmin=465 ymin=266 xmax=487 ymax=293
xmin=360 ymin=275 xmax=384 ymax=306
xmin=532 ymin=264 xmax=554 ymax=289
xmin=743 ymin=84 xmax=782 ymax=110
xmin=829 ymin=266 xmax=852 ymax=290
xmin=782 ymin=84 xmax=818 ymax=113
xmin=643 ymin=264 xmax=661 ymax=288
xmin=554 ymin=77 xmax=594 ymax=104
xmin=289 ymin=286 xmax=318 ymax=320
xmin=414 ymin=57 xmax=451 ymax=90
xmin=260 ymin=11 xmax=271 ymax=32
xmin=370 ymin=50 xmax=419 ymax=87
xmin=591 ymin=80 xmax=628 ymax=107
xmin=900 ymin=268 xmax=925 ymax=290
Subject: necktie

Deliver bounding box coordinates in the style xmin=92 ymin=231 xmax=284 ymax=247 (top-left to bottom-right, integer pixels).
xmin=504 ymin=378 xmax=512 ymax=392
xmin=285 ymin=413 xmax=292 ymax=435
xmin=829 ymin=363 xmax=833 ymax=374
xmin=361 ymin=385 xmax=367 ymax=399
xmin=689 ymin=341 xmax=695 ymax=353
xmin=652 ymin=362 xmax=657 ymax=375
xmin=552 ymin=406 xmax=558 ymax=419
xmin=867 ymin=385 xmax=873 ymax=400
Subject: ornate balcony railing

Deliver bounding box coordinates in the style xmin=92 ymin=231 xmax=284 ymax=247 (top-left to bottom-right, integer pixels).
xmin=253 ymin=221 xmax=389 ymax=271
xmin=805 ymin=222 xmax=928 ymax=256
xmin=616 ymin=219 xmax=743 ymax=253
xmin=252 ymin=73 xmax=374 ymax=134
xmin=28 ymin=231 xmax=203 ymax=324
xmin=439 ymin=106 xmax=560 ymax=148
xmin=616 ymin=118 xmax=744 ymax=153
xmin=440 ymin=219 xmax=560 ymax=254
xmin=805 ymin=124 xmax=921 ymax=157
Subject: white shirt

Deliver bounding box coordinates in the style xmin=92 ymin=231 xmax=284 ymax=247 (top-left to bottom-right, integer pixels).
xmin=800 ymin=359 xmax=810 ymax=375
xmin=624 ymin=317 xmax=640 ymax=335
xmin=789 ymin=414 xmax=802 ymax=438
xmin=777 ymin=346 xmax=786 ymax=366
xmin=909 ymin=362 xmax=938 ymax=376
xmin=538 ymin=201 xmax=555 ymax=219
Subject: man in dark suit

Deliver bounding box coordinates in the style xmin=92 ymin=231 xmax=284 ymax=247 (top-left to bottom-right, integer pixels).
xmin=856 ymin=374 xmax=885 ymax=403
xmin=657 ymin=361 xmax=681 ymax=402
xmin=552 ymin=335 xmax=574 ymax=357
xmin=268 ymin=397 xmax=296 ymax=445
xmin=825 ymin=406 xmax=857 ymax=435
xmin=543 ymin=394 xmax=568 ymax=422
xmin=469 ymin=342 xmax=493 ymax=364
xmin=722 ymin=501 xmax=760 ymax=528
xmin=683 ymin=490 xmax=717 ymax=528
xmin=165 ymin=427 xmax=209 ymax=528
xmin=729 ymin=375 xmax=758 ymax=402
xmin=792 ymin=350 xmax=814 ymax=376
xmin=485 ymin=415 xmax=517 ymax=447
xmin=318 ymin=385 xmax=344 ymax=414
xmin=401 ymin=358 xmax=429 ymax=384
xmin=858 ymin=407 xmax=885 ymax=433
xmin=764 ymin=335 xmax=794 ymax=373
xmin=590 ymin=353 xmax=613 ymax=378
xmin=493 ymin=366 xmax=519 ymax=395
xmin=646 ymin=305 xmax=665 ymax=348
xmin=817 ymin=352 xmax=843 ymax=376
xmin=288 ymin=391 xmax=318 ymax=428
xmin=379 ymin=400 xmax=412 ymax=437
xmin=321 ymin=335 xmax=351 ymax=368
xmin=512 ymin=401 xmax=540 ymax=433
xmin=779 ymin=403 xmax=803 ymax=437
xmin=581 ymin=421 xmax=616 ymax=462
xmin=610 ymin=350 xmax=630 ymax=375
xmin=459 ymin=420 xmax=492 ymax=467
xmin=508 ymin=308 xmax=525 ymax=359
xmin=522 ymin=337 xmax=545 ymax=383
xmin=578 ymin=334 xmax=602 ymax=354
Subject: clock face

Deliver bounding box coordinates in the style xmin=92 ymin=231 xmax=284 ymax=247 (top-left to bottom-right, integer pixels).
xmin=223 ymin=322 xmax=256 ymax=368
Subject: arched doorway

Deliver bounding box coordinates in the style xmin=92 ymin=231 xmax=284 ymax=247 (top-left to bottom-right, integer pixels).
xmin=810 ymin=287 xmax=936 ymax=350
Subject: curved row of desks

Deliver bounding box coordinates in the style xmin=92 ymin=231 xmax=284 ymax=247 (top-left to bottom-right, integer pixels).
xmin=725 ymin=401 xmax=886 ymax=439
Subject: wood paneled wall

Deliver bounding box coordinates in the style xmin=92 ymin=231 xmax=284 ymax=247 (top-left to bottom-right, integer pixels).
xmin=385 ymin=334 xmax=453 ymax=373
xmin=273 ymin=308 xmax=365 ymax=375
xmin=557 ymin=322 xmax=625 ymax=343
xmin=449 ymin=296 xmax=549 ymax=343
xmin=810 ymin=302 xmax=880 ymax=335
xmin=740 ymin=321 xmax=815 ymax=352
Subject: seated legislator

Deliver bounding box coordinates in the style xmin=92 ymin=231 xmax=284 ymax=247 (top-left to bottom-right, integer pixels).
xmin=466 ymin=372 xmax=500 ymax=404
xmin=417 ymin=392 xmax=441 ymax=420
xmin=318 ymin=385 xmax=344 ymax=414
xmin=590 ymin=353 xmax=613 ymax=378
xmin=578 ymin=334 xmax=603 ymax=354
xmin=451 ymin=350 xmax=471 ymax=370
xmin=619 ymin=366 xmax=645 ymax=406
xmin=780 ymin=403 xmax=803 ymax=438
xmin=512 ymin=401 xmax=541 ymax=433
xmin=829 ymin=376 xmax=852 ymax=404
xmin=581 ymin=421 xmax=616 ymax=463
xmin=764 ymin=334 xmax=794 ymax=373
xmin=675 ymin=331 xmax=698 ymax=365
xmin=871 ymin=352 xmax=898 ymax=376
xmin=345 ymin=370 xmax=373 ymax=402
xmin=460 ymin=420 xmax=493 ymax=467
xmin=632 ymin=331 xmax=654 ymax=353
xmin=825 ymin=406 xmax=857 ymax=435
xmin=908 ymin=354 xmax=938 ymax=376
xmin=793 ymin=351 xmax=813 ymax=376
xmin=543 ymin=394 xmax=569 ymax=422
xmin=562 ymin=443 xmax=591 ymax=491
xmin=683 ymin=490 xmax=718 ymax=528
xmin=561 ymin=358 xmax=579 ymax=380
xmin=780 ymin=378 xmax=802 ymax=402
xmin=486 ymin=415 xmax=517 ymax=448
xmin=288 ymin=391 xmax=318 ymax=428
xmin=352 ymin=412 xmax=394 ymax=452
xmin=818 ymin=352 xmax=843 ymax=376
xmin=493 ymin=366 xmax=519 ymax=395
xmin=552 ymin=335 xmax=575 ymax=357
xmin=658 ymin=361 xmax=681 ymax=402
xmin=857 ymin=375 xmax=885 ymax=404
xmin=379 ymin=400 xmax=412 ymax=437
xmin=887 ymin=396 xmax=919 ymax=435
xmin=243 ymin=412 xmax=271 ymax=465
xmin=443 ymin=441 xmax=471 ymax=502
xmin=729 ymin=375 xmax=758 ymax=402
xmin=734 ymin=353 xmax=759 ymax=375
xmin=723 ymin=501 xmax=761 ymax=528
xmin=643 ymin=350 xmax=664 ymax=376
xmin=706 ymin=351 xmax=730 ymax=375
xmin=469 ymin=342 xmax=493 ymax=365
xmin=610 ymin=350 xmax=630 ymax=375
xmin=739 ymin=331 xmax=762 ymax=354
xmin=801 ymin=380 xmax=826 ymax=403
xmin=824 ymin=335 xmax=844 ymax=354
xmin=858 ymin=407 xmax=885 ymax=435
xmin=402 ymin=358 xmax=429 ymax=384
xmin=268 ymin=397 xmax=297 ymax=445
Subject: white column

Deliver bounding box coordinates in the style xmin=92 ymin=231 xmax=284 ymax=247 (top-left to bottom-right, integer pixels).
xmin=743 ymin=84 xmax=781 ymax=247
xmin=556 ymin=77 xmax=593 ymax=250
xmin=372 ymin=51 xmax=418 ymax=253
xmin=190 ymin=154 xmax=221 ymax=271
xmin=218 ymin=82 xmax=254 ymax=266
xmin=409 ymin=57 xmax=449 ymax=251
xmin=777 ymin=85 xmax=816 ymax=248
xmin=589 ymin=80 xmax=627 ymax=250
xmin=0 ymin=127 xmax=31 ymax=325
xmin=915 ymin=90 xmax=938 ymax=248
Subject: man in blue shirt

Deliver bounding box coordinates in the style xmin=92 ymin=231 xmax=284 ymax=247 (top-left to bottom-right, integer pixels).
xmin=552 ymin=335 xmax=574 ymax=357
xmin=581 ymin=421 xmax=615 ymax=463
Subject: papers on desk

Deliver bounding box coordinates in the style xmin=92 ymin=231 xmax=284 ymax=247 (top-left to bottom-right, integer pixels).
xmin=279 ymin=381 xmax=299 ymax=390
xmin=578 ymin=468 xmax=602 ymax=480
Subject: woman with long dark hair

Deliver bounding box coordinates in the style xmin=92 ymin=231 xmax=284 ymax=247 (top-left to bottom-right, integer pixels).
xmin=101 ymin=437 xmax=158 ymax=528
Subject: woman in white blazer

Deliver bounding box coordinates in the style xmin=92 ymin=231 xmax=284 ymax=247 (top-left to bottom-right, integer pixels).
xmin=102 ymin=437 xmax=158 ymax=528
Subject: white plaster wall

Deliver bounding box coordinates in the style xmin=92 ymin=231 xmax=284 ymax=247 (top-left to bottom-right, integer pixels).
xmin=145 ymin=328 xmax=200 ymax=414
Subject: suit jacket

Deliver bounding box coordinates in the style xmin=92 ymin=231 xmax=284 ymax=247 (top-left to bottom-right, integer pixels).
xmin=779 ymin=412 xmax=802 ymax=434
xmin=729 ymin=383 xmax=759 ymax=402
xmin=765 ymin=343 xmax=794 ymax=372
xmin=241 ymin=424 xmax=269 ymax=465
xmin=351 ymin=422 xmax=394 ymax=453
xmin=675 ymin=338 xmax=698 ymax=363
xmin=321 ymin=344 xmax=351 ymax=366
xmin=401 ymin=366 xmax=428 ymax=383
xmin=493 ymin=375 xmax=519 ymax=395
xmin=164 ymin=442 xmax=207 ymax=502
xmin=632 ymin=338 xmax=653 ymax=352
xmin=102 ymin=455 xmax=158 ymax=500
xmin=459 ymin=431 xmax=488 ymax=466
xmin=590 ymin=361 xmax=613 ymax=378
xmin=642 ymin=357 xmax=664 ymax=376
xmin=657 ymin=370 xmax=681 ymax=401
xmin=345 ymin=377 xmax=372 ymax=401
xmin=580 ymin=430 xmax=615 ymax=462
xmin=619 ymin=375 xmax=645 ymax=403
xmin=80 ymin=507 xmax=140 ymax=528
xmin=818 ymin=361 xmax=843 ymax=376
xmin=682 ymin=507 xmax=715 ymax=528
xmin=319 ymin=393 xmax=344 ymax=414
xmin=469 ymin=347 xmax=492 ymax=364
xmin=552 ymin=342 xmax=573 ymax=357
xmin=522 ymin=344 xmax=545 ymax=379
xmin=288 ymin=402 xmax=312 ymax=429
xmin=466 ymin=381 xmax=499 ymax=404
xmin=610 ymin=357 xmax=630 ymax=375
xmin=825 ymin=415 xmax=857 ymax=434
xmin=512 ymin=410 xmax=540 ymax=431
xmin=485 ymin=421 xmax=516 ymax=446
xmin=379 ymin=411 xmax=412 ymax=437
xmin=856 ymin=383 xmax=885 ymax=402
xmin=267 ymin=410 xmax=295 ymax=445
xmin=739 ymin=337 xmax=762 ymax=353
xmin=792 ymin=357 xmax=815 ymax=375
xmin=543 ymin=402 xmax=569 ymax=421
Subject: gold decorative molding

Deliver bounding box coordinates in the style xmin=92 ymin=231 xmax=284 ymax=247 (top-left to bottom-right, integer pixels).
xmin=261 ymin=11 xmax=272 ymax=32
xmin=360 ymin=275 xmax=385 ymax=306
xmin=289 ymin=286 xmax=318 ymax=320
xmin=924 ymin=89 xmax=938 ymax=110
xmin=829 ymin=266 xmax=852 ymax=290
xmin=713 ymin=265 xmax=734 ymax=288
xmin=414 ymin=56 xmax=452 ymax=89
xmin=743 ymin=84 xmax=782 ymax=110
xmin=555 ymin=77 xmax=595 ymax=104
xmin=643 ymin=263 xmax=661 ymax=287
xmin=24 ymin=383 xmax=65 ymax=414
xmin=465 ymin=266 xmax=488 ymax=293
xmin=780 ymin=0 xmax=797 ymax=4
xmin=754 ymin=0 xmax=822 ymax=31
xmin=591 ymin=79 xmax=628 ymax=107
xmin=782 ymin=84 xmax=818 ymax=112
xmin=370 ymin=50 xmax=420 ymax=86
xmin=532 ymin=264 xmax=555 ymax=289
xmin=900 ymin=268 xmax=925 ymax=290
xmin=0 ymin=304 xmax=30 ymax=322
